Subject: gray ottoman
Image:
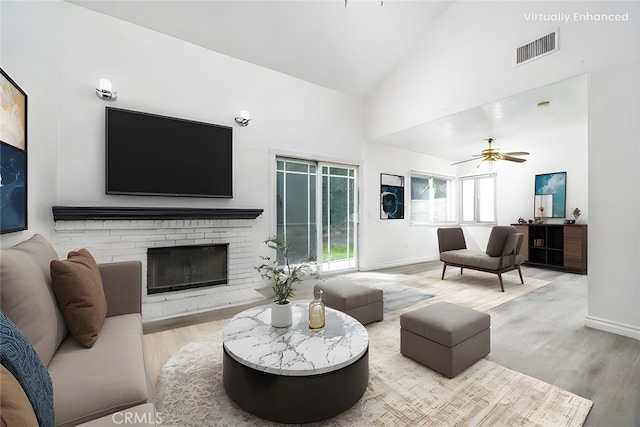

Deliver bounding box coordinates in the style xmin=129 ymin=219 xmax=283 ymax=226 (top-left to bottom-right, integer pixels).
xmin=314 ymin=280 xmax=383 ymax=325
xmin=400 ymin=302 xmax=490 ymax=378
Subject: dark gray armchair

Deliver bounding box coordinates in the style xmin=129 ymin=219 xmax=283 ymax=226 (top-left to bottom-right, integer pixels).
xmin=437 ymin=226 xmax=524 ymax=292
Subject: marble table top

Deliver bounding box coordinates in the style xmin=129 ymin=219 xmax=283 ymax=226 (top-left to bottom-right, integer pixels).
xmin=222 ymin=302 xmax=369 ymax=376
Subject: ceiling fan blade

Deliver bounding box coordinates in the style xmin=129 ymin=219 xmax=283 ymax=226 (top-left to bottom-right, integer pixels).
xmin=503 ymin=151 xmax=530 ymax=156
xmin=451 ymin=156 xmax=483 ymax=165
xmin=501 ymin=155 xmax=527 ymax=163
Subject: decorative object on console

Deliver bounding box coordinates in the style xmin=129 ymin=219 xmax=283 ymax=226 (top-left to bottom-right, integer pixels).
xmin=95 ymin=78 xmax=117 ymax=100
xmin=0 ymin=68 xmax=28 ymax=234
xmin=255 ymin=237 xmax=318 ymax=328
xmin=573 ymin=207 xmax=582 ymax=221
xmin=234 ymin=110 xmax=251 ymax=126
xmin=564 ymin=208 xmax=581 ymax=224
xmin=534 ymin=171 xmax=566 ymax=218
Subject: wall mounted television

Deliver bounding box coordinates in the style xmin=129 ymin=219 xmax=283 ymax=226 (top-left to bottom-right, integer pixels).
xmin=106 ymin=107 xmax=233 ymax=198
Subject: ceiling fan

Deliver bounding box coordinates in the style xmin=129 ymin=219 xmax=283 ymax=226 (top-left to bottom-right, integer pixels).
xmin=452 ymin=138 xmax=529 ymax=165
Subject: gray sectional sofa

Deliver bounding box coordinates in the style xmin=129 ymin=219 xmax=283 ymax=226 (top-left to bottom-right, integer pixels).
xmin=0 ymin=234 xmax=155 ymax=426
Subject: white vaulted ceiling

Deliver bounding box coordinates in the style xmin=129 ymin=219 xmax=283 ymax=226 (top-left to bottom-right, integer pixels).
xmin=370 ymin=74 xmax=588 ymax=162
xmin=67 ymin=1 xmax=587 ymax=161
xmin=68 ymin=0 xmax=454 ymax=99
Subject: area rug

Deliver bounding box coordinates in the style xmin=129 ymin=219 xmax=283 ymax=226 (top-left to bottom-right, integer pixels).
xmin=344 ymin=268 xmax=553 ymax=314
xmin=156 ymin=310 xmax=592 ymax=426
xmin=154 ymin=271 xmax=593 ymax=426
xmin=370 ymin=283 xmax=434 ymax=313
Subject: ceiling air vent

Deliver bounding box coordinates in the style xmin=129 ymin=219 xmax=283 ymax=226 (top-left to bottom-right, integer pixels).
xmin=515 ymin=30 xmax=558 ymax=66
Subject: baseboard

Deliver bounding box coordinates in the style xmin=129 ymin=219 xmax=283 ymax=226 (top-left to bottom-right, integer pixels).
xmin=584 ymin=316 xmax=640 ymax=341
xmin=359 ymin=256 xmax=439 ymax=272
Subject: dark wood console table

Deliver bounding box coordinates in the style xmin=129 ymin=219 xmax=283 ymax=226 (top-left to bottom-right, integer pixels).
xmin=512 ymin=223 xmax=587 ymax=274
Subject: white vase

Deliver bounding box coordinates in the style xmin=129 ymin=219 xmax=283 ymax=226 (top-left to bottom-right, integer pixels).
xmin=271 ymin=301 xmax=292 ymax=327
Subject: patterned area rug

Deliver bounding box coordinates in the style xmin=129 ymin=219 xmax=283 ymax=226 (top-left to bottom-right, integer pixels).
xmin=156 ymin=271 xmax=593 ymax=426
xmin=155 ymin=328 xmax=591 ymax=426
xmin=371 ymin=283 xmax=434 ymax=313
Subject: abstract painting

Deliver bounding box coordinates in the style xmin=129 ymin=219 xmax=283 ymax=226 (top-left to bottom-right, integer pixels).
xmin=1 ymin=68 xmax=28 ymax=233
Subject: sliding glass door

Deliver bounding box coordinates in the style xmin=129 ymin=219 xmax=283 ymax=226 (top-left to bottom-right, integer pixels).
xmin=321 ymin=165 xmax=357 ymax=272
xmin=276 ymin=158 xmax=357 ymax=272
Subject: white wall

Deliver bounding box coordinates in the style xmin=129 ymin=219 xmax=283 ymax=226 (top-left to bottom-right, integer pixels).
xmin=365 ymin=1 xmax=637 ymax=140
xmin=359 ymin=135 xmax=589 ymax=269
xmin=0 ymin=1 xmax=364 ymax=256
xmin=359 ymin=143 xmax=455 ymax=269
xmin=365 ymin=1 xmax=639 ymax=339
xmin=587 ymin=64 xmax=640 ymax=336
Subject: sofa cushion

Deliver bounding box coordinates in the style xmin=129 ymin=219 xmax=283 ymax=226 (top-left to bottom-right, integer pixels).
xmin=1 ymin=365 xmax=39 ymax=427
xmin=50 ymin=249 xmax=108 ymax=348
xmin=0 ymin=311 xmax=55 ymax=427
xmin=48 ymin=314 xmax=149 ymax=427
xmin=440 ymin=249 xmax=524 ymax=270
xmin=485 ymin=226 xmax=515 ymax=257
xmin=0 ymin=234 xmax=67 ymax=367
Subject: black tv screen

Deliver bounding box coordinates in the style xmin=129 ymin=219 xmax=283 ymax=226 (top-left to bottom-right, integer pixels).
xmin=106 ymin=107 xmax=233 ymax=198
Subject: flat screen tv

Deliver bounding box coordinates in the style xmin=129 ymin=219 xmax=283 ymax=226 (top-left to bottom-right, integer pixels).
xmin=106 ymin=107 xmax=233 ymax=198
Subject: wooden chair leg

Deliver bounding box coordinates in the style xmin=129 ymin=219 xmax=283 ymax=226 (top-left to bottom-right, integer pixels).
xmin=517 ymin=266 xmax=524 ymax=284
xmin=497 ymin=273 xmax=505 ymax=292
xmin=441 ymin=263 xmax=447 ymax=280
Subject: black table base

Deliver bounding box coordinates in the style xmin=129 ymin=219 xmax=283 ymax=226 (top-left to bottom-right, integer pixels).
xmin=222 ymin=347 xmax=369 ymax=424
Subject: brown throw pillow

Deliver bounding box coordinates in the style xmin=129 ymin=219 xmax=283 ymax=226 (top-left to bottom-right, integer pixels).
xmin=0 ymin=365 xmax=39 ymax=427
xmin=50 ymin=249 xmax=107 ymax=348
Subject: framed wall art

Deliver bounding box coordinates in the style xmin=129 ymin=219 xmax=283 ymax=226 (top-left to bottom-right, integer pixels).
xmin=1 ymin=68 xmax=28 ymax=234
xmin=534 ymin=171 xmax=566 ymax=218
xmin=380 ymin=173 xmax=404 ymax=219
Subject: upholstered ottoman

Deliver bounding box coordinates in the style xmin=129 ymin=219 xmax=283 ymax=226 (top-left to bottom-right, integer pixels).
xmin=314 ymin=280 xmax=383 ymax=325
xmin=400 ymin=302 xmax=490 ymax=378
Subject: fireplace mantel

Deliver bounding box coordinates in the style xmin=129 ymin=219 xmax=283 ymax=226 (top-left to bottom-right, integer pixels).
xmin=52 ymin=206 xmax=263 ymax=221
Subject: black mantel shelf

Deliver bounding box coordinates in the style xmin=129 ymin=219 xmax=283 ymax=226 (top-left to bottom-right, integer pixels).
xmin=52 ymin=206 xmax=263 ymax=221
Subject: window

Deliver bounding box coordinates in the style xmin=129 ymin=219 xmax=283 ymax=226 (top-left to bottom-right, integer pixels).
xmin=410 ymin=172 xmax=456 ymax=225
xmin=460 ymin=174 xmax=496 ymax=224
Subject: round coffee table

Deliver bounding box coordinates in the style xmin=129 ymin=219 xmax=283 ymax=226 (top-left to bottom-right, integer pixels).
xmin=222 ymin=302 xmax=369 ymax=423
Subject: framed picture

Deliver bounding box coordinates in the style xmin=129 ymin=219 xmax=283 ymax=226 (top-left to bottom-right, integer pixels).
xmin=534 ymin=172 xmax=566 ymax=218
xmin=1 ymin=68 xmax=28 ymax=234
xmin=380 ymin=173 xmax=404 ymax=219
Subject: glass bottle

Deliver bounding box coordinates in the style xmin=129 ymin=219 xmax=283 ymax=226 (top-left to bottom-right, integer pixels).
xmin=309 ymin=289 xmax=325 ymax=330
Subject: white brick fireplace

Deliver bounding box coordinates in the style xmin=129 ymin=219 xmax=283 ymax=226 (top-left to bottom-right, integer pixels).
xmin=51 ymin=207 xmax=265 ymax=323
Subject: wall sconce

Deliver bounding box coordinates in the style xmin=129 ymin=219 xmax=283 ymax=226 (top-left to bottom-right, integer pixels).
xmin=234 ymin=110 xmax=251 ymax=127
xmin=95 ymin=78 xmax=117 ymax=100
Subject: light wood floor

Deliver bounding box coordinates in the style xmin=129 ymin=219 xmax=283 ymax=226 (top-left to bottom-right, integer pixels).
xmin=142 ymin=262 xmax=640 ymax=427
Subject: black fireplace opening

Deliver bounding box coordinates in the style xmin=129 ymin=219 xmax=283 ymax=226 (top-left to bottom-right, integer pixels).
xmin=147 ymin=244 xmax=228 ymax=294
